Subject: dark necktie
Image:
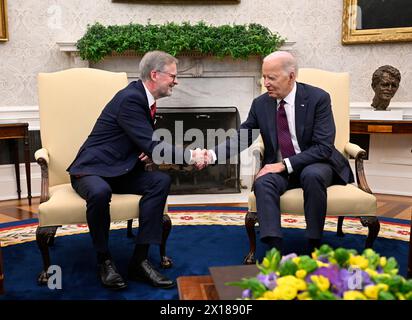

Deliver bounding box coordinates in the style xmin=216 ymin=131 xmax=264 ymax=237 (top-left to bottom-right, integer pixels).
xmin=150 ymin=102 xmax=157 ymax=120
xmin=276 ymin=100 xmax=296 ymax=159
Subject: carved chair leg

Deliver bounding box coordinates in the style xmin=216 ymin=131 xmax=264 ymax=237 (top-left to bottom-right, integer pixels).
xmin=337 ymin=216 xmax=345 ymax=237
xmin=126 ymin=219 xmax=134 ymax=238
xmin=36 ymin=226 xmax=58 ymax=285
xmin=160 ymin=214 xmax=173 ymax=269
xmin=359 ymin=216 xmax=380 ymax=248
xmin=243 ymin=211 xmax=258 ymax=265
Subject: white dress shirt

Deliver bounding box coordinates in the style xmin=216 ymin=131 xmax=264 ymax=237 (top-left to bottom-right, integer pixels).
xmin=277 ymin=82 xmax=301 ymax=173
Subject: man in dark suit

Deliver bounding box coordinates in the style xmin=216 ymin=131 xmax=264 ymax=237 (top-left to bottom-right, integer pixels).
xmin=209 ymin=51 xmax=354 ymax=253
xmin=68 ymin=51 xmax=207 ymax=290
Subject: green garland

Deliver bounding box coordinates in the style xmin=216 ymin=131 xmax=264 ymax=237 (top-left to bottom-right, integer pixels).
xmin=76 ymin=21 xmax=285 ymax=62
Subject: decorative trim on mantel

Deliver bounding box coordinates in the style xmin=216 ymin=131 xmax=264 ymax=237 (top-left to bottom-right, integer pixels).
xmin=56 ymin=41 xmax=297 ymax=68
xmin=350 ymin=102 xmax=412 ymax=120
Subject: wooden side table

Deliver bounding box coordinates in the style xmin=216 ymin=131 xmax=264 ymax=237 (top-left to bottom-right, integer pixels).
xmin=177 ymin=275 xmax=218 ymax=300
xmin=0 ymin=122 xmax=32 ymax=205
xmin=350 ymin=120 xmax=412 ymax=134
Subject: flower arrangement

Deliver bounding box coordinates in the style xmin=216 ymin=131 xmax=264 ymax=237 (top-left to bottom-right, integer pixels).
xmin=228 ymin=245 xmax=412 ymax=300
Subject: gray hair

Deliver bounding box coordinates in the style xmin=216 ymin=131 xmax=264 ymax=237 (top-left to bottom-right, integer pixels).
xmin=139 ymin=51 xmax=178 ymax=81
xmin=263 ymin=51 xmax=298 ymax=76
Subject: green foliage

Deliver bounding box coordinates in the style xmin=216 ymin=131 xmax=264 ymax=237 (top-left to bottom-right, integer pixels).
xmin=279 ymin=259 xmax=298 ymax=277
xmin=297 ymin=256 xmax=318 ymax=273
xmin=76 ymin=21 xmax=285 ymax=62
xmin=257 ymin=248 xmax=282 ymax=275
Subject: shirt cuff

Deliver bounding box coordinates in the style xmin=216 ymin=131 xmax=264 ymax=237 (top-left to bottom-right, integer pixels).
xmin=209 ymin=150 xmax=217 ymax=164
xmin=284 ymin=158 xmax=293 ymax=174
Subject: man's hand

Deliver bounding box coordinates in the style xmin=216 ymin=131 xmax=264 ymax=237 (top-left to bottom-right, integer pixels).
xmin=191 ymin=148 xmax=213 ymax=170
xmin=139 ymin=152 xmax=153 ymax=164
xmin=255 ymin=162 xmax=286 ymax=180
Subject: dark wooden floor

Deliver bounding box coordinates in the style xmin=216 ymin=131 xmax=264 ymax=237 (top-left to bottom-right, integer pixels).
xmin=0 ymin=194 xmax=411 ymax=224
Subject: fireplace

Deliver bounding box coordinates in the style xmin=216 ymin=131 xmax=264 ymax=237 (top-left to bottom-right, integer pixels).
xmin=155 ymin=107 xmax=240 ymax=194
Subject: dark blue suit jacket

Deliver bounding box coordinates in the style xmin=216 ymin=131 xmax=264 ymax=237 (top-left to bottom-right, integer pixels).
xmin=215 ymin=82 xmax=354 ymax=184
xmin=68 ymin=80 xmax=187 ymax=177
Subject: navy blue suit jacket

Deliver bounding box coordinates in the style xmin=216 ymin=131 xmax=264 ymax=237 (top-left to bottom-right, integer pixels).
xmin=68 ymin=80 xmax=187 ymax=177
xmin=215 ymin=82 xmax=354 ymax=184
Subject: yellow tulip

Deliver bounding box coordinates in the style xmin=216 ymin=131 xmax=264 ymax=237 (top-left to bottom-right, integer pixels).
xmin=273 ymin=285 xmax=297 ymax=300
xmin=349 ymin=255 xmax=369 ymax=269
xmin=295 ymin=269 xmax=307 ymax=279
xmin=297 ymin=291 xmax=312 ymax=300
xmin=379 ymin=257 xmax=387 ymax=267
xmin=363 ymin=285 xmax=379 ymax=299
xmin=310 ymin=275 xmax=330 ymax=292
xmin=343 ymin=291 xmax=367 ymax=300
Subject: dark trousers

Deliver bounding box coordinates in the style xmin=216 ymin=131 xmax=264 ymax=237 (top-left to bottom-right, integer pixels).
xmin=70 ymin=167 xmax=171 ymax=254
xmin=254 ymin=162 xmax=337 ymax=240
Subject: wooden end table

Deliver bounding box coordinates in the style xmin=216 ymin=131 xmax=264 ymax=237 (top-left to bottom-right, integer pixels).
xmin=177 ymin=275 xmax=218 ymax=300
xmin=0 ymin=122 xmax=32 ymax=205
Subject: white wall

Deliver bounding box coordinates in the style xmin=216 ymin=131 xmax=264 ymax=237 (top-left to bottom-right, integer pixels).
xmin=0 ymin=0 xmax=411 ymax=199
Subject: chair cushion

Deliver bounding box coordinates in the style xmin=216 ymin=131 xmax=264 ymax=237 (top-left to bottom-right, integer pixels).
xmin=248 ymin=184 xmax=376 ymax=216
xmin=38 ymin=184 xmax=142 ymax=227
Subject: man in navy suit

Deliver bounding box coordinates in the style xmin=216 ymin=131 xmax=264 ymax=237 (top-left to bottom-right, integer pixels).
xmin=68 ymin=51 xmax=207 ymax=290
xmin=209 ymin=51 xmax=354 ymax=253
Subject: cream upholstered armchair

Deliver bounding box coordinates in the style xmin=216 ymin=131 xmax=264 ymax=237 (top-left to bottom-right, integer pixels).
xmin=244 ymin=68 xmax=379 ymax=264
xmin=35 ymin=68 xmax=171 ymax=285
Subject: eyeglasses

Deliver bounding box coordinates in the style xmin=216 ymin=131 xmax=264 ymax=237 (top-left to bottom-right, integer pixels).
xmin=156 ymin=70 xmax=178 ymax=81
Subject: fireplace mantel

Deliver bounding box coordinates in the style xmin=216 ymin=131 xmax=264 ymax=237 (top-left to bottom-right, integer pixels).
xmin=56 ymin=40 xmax=295 ymax=190
xmin=57 ymin=41 xmax=296 ymax=68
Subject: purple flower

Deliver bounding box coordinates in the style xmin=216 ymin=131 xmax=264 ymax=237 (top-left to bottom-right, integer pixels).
xmin=280 ymin=253 xmax=298 ymax=264
xmin=257 ymin=272 xmax=277 ymax=290
xmin=307 ymin=266 xmax=348 ymax=297
xmin=242 ymin=289 xmax=252 ymax=299
xmin=337 ymin=268 xmax=373 ymax=296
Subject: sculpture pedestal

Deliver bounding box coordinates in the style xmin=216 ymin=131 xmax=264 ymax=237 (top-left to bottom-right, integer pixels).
xmin=360 ymin=109 xmax=403 ymax=120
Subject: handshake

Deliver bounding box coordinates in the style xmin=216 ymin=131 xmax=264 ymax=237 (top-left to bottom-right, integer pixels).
xmin=190 ymin=148 xmax=215 ymax=170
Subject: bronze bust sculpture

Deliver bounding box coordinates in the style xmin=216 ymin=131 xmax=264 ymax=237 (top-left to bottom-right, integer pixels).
xmin=371 ymin=65 xmax=401 ymax=111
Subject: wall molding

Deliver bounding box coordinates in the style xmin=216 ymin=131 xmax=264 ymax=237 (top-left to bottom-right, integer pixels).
xmin=0 ymin=164 xmax=41 ymax=201
xmin=0 ymin=106 xmax=40 ymax=130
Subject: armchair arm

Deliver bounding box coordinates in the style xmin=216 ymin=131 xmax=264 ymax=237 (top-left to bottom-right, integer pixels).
xmin=34 ymin=148 xmax=50 ymax=203
xmin=250 ymin=136 xmax=264 ymax=191
xmin=344 ymin=142 xmax=372 ymax=194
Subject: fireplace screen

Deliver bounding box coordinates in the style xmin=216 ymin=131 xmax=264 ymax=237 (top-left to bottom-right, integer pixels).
xmin=155 ymin=107 xmax=240 ymax=194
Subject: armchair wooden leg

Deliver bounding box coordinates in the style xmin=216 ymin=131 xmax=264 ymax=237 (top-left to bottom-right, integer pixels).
xmin=126 ymin=219 xmax=134 ymax=238
xmin=243 ymin=211 xmax=258 ymax=265
xmin=160 ymin=214 xmax=173 ymax=269
xmin=36 ymin=226 xmax=58 ymax=285
xmin=359 ymin=216 xmax=380 ymax=248
xmin=337 ymin=216 xmax=345 ymax=237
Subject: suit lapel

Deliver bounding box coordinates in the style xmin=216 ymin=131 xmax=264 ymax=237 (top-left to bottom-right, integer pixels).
xmin=134 ymin=80 xmax=155 ymax=127
xmin=294 ymin=82 xmax=308 ymax=146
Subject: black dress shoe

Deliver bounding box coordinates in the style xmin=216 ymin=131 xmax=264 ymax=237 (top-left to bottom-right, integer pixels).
xmin=128 ymin=259 xmax=175 ymax=289
xmin=99 ymin=259 xmax=127 ymax=290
